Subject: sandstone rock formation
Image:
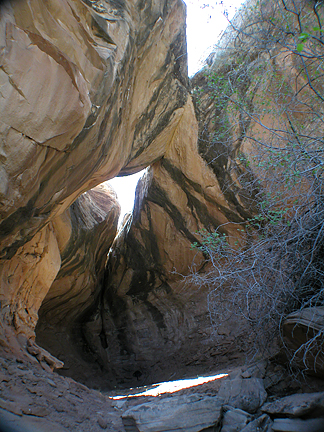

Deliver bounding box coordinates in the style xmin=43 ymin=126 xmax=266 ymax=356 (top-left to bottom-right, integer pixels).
xmin=0 ymin=220 xmax=61 ymax=339
xmin=0 ymin=183 xmax=120 ymax=371
xmin=38 ymin=184 xmax=120 ymax=329
xmin=82 ymin=0 xmax=324 ymax=385
xmin=0 ymin=6 xmax=324 ymax=432
xmin=122 ymin=394 xmax=223 ymax=432
xmin=118 ymin=364 xmax=324 ymax=432
xmin=282 ymin=307 xmax=324 ymax=377
xmin=88 ymin=97 xmax=250 ymax=384
xmin=33 ymin=184 xmax=120 ymax=380
xmin=0 ymin=0 xmax=188 ymax=258
xmin=0 ymin=0 xmax=190 ymax=356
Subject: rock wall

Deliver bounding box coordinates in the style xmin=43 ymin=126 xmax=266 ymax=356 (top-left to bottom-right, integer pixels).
xmin=0 ymin=222 xmax=61 ymax=341
xmin=0 ymin=184 xmax=119 ymax=353
xmin=1 ymin=0 xmax=323 ymax=389
xmin=0 ymin=0 xmax=189 ymax=353
xmin=37 ymin=184 xmax=120 ymax=328
xmin=84 ymin=96 xmax=252 ymax=384
xmin=84 ymin=0 xmax=324 ymax=384
xmin=0 ymin=0 xmax=188 ymax=258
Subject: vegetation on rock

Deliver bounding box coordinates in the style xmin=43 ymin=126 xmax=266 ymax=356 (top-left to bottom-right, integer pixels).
xmin=191 ymin=0 xmax=324 ymax=375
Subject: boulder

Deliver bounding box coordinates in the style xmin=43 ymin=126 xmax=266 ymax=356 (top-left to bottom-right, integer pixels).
xmin=240 ymin=414 xmax=273 ymax=432
xmin=282 ymin=307 xmax=324 ymax=376
xmin=121 ymin=394 xmax=223 ymax=432
xmin=262 ymin=392 xmax=324 ymax=418
xmin=217 ymin=377 xmax=267 ymax=414
xmin=220 ymin=408 xmax=251 ymax=432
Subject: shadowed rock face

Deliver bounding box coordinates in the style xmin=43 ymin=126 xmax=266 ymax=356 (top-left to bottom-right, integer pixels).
xmin=0 ymin=0 xmax=189 ymax=348
xmin=33 ymin=184 xmax=120 ymax=386
xmin=1 ymin=0 xmax=322 ymax=391
xmin=84 ymin=98 xmax=252 ymax=385
xmin=0 ymin=0 xmax=188 ymax=258
xmin=37 ymin=184 xmax=120 ymax=329
xmin=0 ymin=184 xmax=119 ymax=348
xmin=83 ymin=0 xmax=324 ymax=384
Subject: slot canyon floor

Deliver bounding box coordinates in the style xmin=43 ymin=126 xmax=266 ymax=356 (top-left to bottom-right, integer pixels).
xmin=1 ymin=345 xmax=324 ymax=432
xmin=0 ymin=348 xmax=220 ymax=431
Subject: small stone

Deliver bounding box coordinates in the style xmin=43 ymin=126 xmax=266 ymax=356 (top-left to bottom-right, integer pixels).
xmin=46 ymin=378 xmax=57 ymax=387
xmin=221 ymin=408 xmax=251 ymax=432
xmin=40 ymin=360 xmax=53 ymax=373
xmin=22 ymin=405 xmax=50 ymax=417
xmin=240 ymin=414 xmax=273 ymax=432
xmin=98 ymin=416 xmax=108 ymax=429
xmin=241 ymin=361 xmax=267 ymax=379
xmin=111 ymin=399 xmax=126 ymax=409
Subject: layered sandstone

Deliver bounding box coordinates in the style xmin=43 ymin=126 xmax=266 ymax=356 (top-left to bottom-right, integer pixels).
xmin=83 ymin=0 xmax=324 ymax=384
xmin=84 ymin=97 xmax=251 ymax=384
xmin=0 ymin=0 xmax=188 ymax=257
xmin=0 ymin=0 xmax=189 ymax=350
xmin=0 ymin=0 xmax=323 ymax=394
xmin=0 ymin=184 xmax=120 ymax=357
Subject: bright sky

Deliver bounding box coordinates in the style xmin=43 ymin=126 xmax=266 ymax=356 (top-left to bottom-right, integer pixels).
xmin=186 ymin=0 xmax=245 ymax=76
xmin=108 ymin=171 xmax=145 ymax=221
xmin=108 ymin=0 xmax=245 ymax=219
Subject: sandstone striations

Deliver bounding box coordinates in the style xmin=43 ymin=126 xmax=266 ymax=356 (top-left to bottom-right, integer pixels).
xmin=0 ymin=0 xmax=189 ymax=352
xmin=0 ymin=0 xmax=188 ymax=259
xmin=0 ymin=0 xmax=324 ymax=430
xmin=87 ymin=96 xmax=252 ymax=384
xmin=85 ymin=0 xmax=324 ymax=385
xmin=0 ymin=183 xmax=120 ymax=359
xmin=37 ymin=184 xmax=120 ymax=329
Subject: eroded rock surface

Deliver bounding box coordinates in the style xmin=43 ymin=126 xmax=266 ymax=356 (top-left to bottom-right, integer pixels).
xmin=122 ymin=394 xmax=223 ymax=432
xmin=0 ymin=353 xmax=125 ymax=431
xmin=217 ymin=376 xmax=267 ymax=414
xmin=0 ymin=222 xmax=61 ymax=341
xmin=38 ymin=184 xmax=120 ymax=329
xmin=0 ymin=182 xmax=119 ymax=363
xmin=1 ymin=0 xmax=324 ymax=430
xmin=81 ymin=0 xmax=324 ymax=386
xmin=0 ymin=0 xmax=189 ymax=351
xmin=262 ymin=391 xmax=324 ymax=418
xmin=30 ymin=184 xmax=119 ymax=385
xmin=0 ymin=0 xmax=188 ymax=258
xmin=86 ymin=97 xmax=251 ymax=385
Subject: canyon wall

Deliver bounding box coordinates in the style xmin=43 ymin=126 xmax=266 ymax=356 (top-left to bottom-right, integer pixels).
xmin=83 ymin=0 xmax=324 ymax=383
xmin=0 ymin=0 xmax=190 ymax=356
xmin=0 ymin=0 xmax=323 ymax=387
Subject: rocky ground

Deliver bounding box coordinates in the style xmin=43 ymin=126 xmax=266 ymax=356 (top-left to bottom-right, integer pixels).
xmin=1 ymin=346 xmax=324 ymax=432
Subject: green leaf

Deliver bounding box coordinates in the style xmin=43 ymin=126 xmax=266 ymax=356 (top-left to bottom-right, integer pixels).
xmin=298 ymin=32 xmax=309 ymax=42
xmin=297 ymin=43 xmax=304 ymax=52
